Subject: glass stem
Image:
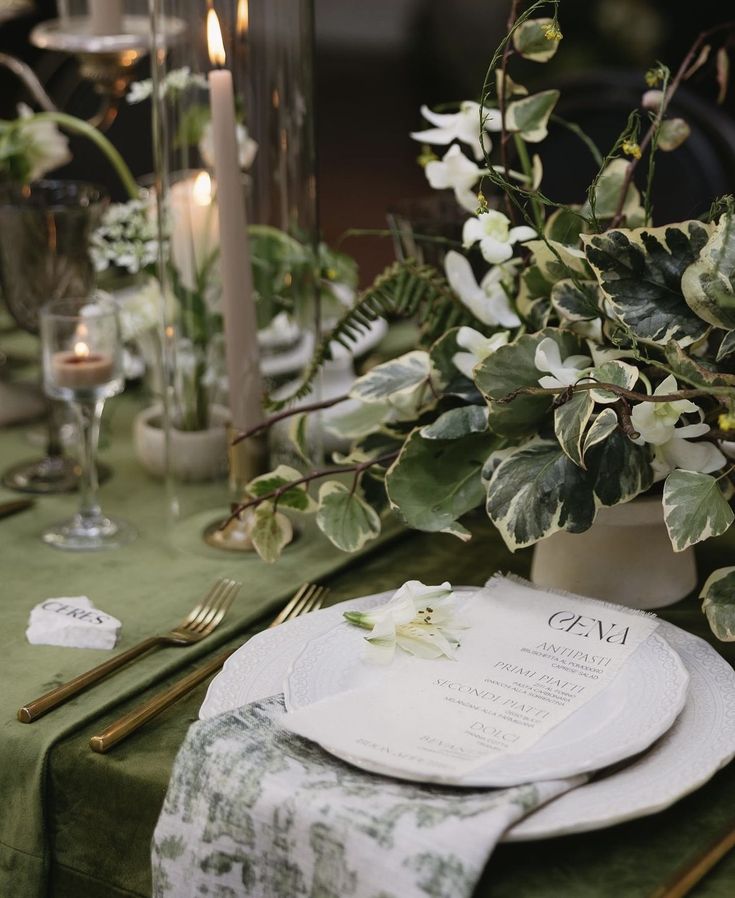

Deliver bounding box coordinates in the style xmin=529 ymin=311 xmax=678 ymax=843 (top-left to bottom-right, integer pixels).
xmin=74 ymin=399 xmax=104 ymax=523
xmin=46 ymin=400 xmax=64 ymax=459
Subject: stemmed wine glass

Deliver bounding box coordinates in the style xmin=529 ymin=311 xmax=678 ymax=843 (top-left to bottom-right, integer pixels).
xmin=40 ymin=296 xmax=135 ymax=551
xmin=0 ymin=180 xmax=108 ymax=493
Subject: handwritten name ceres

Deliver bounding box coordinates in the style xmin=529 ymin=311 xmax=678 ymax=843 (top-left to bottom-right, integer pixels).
xmin=547 ymin=610 xmax=630 ymax=644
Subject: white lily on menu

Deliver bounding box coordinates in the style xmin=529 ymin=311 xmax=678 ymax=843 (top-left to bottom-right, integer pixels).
xmin=462 ymin=209 xmax=536 ymax=264
xmin=410 ymin=101 xmax=501 ymax=160
xmin=444 ymin=250 xmax=520 ymax=327
xmin=343 ymin=580 xmax=467 ymax=663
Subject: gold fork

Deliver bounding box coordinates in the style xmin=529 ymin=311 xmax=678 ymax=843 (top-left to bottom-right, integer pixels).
xmin=89 ymin=582 xmax=328 ymax=753
xmin=18 ymin=578 xmax=242 ymax=723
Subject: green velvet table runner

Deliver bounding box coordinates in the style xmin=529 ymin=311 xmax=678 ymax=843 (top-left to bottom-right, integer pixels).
xmin=0 ymin=396 xmax=405 ymax=898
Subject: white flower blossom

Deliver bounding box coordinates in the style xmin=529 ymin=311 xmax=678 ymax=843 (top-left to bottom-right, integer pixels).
xmin=126 ymin=67 xmax=208 ymax=105
xmin=91 ymin=199 xmax=159 ymax=274
xmin=651 ymin=423 xmax=727 ymax=481
xmin=343 ymin=580 xmax=467 ymax=663
xmin=424 ymin=144 xmax=488 ymax=212
xmin=444 ymin=250 xmax=520 ymax=327
xmin=534 ymin=337 xmax=591 ymax=388
xmin=199 ymin=120 xmax=258 ymax=171
xmin=410 ymin=101 xmax=501 ymax=161
xmin=114 ymin=277 xmax=162 ymax=341
xmin=452 ymin=326 xmax=510 ymax=379
xmin=462 ymin=209 xmax=536 ymax=264
xmin=630 ymin=375 xmax=701 ymax=446
xmin=15 ymin=104 xmax=71 ymax=181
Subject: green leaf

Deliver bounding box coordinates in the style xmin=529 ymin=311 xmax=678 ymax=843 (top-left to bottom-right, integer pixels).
xmin=663 ymin=470 xmax=734 ymax=552
xmin=516 ymin=265 xmax=553 ymax=329
xmin=486 ymin=440 xmax=597 ymax=550
xmin=544 ymin=207 xmax=587 ymax=245
xmin=581 ymin=158 xmax=644 ymax=225
xmin=429 ymin=328 xmax=483 ymax=401
xmin=554 ymin=392 xmax=594 ymax=468
xmin=587 ymin=430 xmax=653 ymax=507
xmin=658 ymin=118 xmax=690 ymax=152
xmin=583 ymin=221 xmax=713 ymax=346
xmin=505 ymin=90 xmax=560 ymax=142
xmin=247 ymin=465 xmax=316 ymax=512
xmin=700 ymin=567 xmax=735 ymax=640
xmin=350 ymin=350 xmax=436 ymax=418
xmin=441 ymin=521 xmax=473 ymax=542
xmin=420 ymin=405 xmax=489 ymax=440
xmin=475 ymin=328 xmax=583 ymax=437
xmin=512 ymin=18 xmax=561 ymax=63
xmin=324 ymin=401 xmax=392 ymax=440
xmin=288 ymin=413 xmax=311 ymax=463
xmin=551 ymin=279 xmax=601 ymax=321
xmin=250 ymin=502 xmax=293 ymax=563
xmin=527 ymin=238 xmax=590 ymax=281
xmin=664 ymin=341 xmax=735 ymax=388
xmin=717 ymin=330 xmax=735 ymax=362
xmin=582 ymin=408 xmax=619 ymax=458
xmin=385 ymin=429 xmax=495 ymax=532
xmin=316 ymin=481 xmax=381 ymax=552
xmin=681 ymin=214 xmax=735 ymax=330
xmin=588 ymin=359 xmax=640 ymax=403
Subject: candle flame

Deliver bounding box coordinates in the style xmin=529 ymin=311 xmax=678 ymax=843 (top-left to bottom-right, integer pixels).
xmin=192 ymin=170 xmax=213 ymax=206
xmin=236 ymin=0 xmax=248 ymax=35
xmin=207 ymin=7 xmax=226 ymax=66
xmin=74 ymin=341 xmax=90 ymax=359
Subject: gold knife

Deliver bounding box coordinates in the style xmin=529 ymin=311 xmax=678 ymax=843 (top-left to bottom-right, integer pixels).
xmin=648 ymin=822 xmax=735 ymax=898
xmin=0 ymin=498 xmax=34 ymax=520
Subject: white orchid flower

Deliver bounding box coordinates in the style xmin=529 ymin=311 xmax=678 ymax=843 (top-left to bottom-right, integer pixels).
xmin=16 ymin=104 xmax=71 ymax=181
xmin=534 ymin=337 xmax=591 ymax=388
xmin=444 ymin=250 xmax=520 ymax=327
xmin=651 ymin=422 xmax=727 ymax=481
xmin=410 ymin=101 xmax=501 ymax=161
xmin=630 ymin=375 xmax=701 ymax=446
xmin=424 ymin=144 xmax=488 ymax=212
xmin=452 ymin=327 xmax=510 ymax=379
xmin=462 ymin=210 xmax=536 ymax=264
xmin=343 ymin=580 xmax=467 ymax=663
xmin=199 ymin=120 xmax=258 ymax=171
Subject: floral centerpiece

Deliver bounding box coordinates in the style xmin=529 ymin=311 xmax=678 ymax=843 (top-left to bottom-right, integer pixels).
xmin=228 ymin=1 xmax=735 ymax=641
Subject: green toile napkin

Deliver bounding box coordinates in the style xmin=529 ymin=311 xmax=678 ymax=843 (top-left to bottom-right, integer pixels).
xmin=152 ymin=695 xmax=581 ymax=898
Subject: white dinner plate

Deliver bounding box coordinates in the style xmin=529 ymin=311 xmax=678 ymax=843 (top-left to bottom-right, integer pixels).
xmin=199 ymin=591 xmax=735 ymax=835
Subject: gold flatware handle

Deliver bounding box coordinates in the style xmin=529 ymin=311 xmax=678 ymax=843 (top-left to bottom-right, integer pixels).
xmin=18 ymin=636 xmax=161 ymax=723
xmin=649 ymin=823 xmax=735 ymax=898
xmin=0 ymin=499 xmax=34 ymax=520
xmin=89 ymin=648 xmax=232 ymax=753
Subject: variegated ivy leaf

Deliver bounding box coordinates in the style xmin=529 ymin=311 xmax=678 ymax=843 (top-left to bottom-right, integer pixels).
xmin=663 ymin=470 xmax=734 ymax=552
xmin=324 ymin=401 xmax=392 ymax=440
xmin=554 ymin=391 xmax=594 ymax=468
xmin=504 ymin=90 xmax=560 ymax=143
xmin=385 ymin=428 xmax=494 ymax=532
xmin=495 ymin=69 xmax=529 ymax=100
xmin=700 ymin=567 xmax=735 ymax=641
xmin=658 ymin=118 xmax=691 ymax=152
xmin=486 ymin=440 xmax=597 ymax=549
xmin=247 ymin=465 xmax=316 ymax=512
xmin=588 ymin=359 xmax=639 ymax=403
xmin=583 ymin=221 xmax=713 ymax=346
xmin=582 ymin=408 xmax=619 ymax=459
xmin=316 ymin=481 xmax=381 ymax=552
xmin=664 ymin=341 xmax=735 ymax=388
xmin=527 ymin=238 xmax=590 ymax=282
xmin=516 ymin=265 xmax=553 ymax=329
xmin=681 ymin=214 xmax=735 ymax=330
xmin=717 ymin=330 xmax=735 ymax=362
xmin=350 ymin=351 xmax=435 ymax=419
xmin=551 ymin=279 xmax=601 ymax=321
xmin=288 ymin=413 xmax=310 ymax=463
xmin=544 ymin=207 xmax=587 ymax=245
xmin=588 ymin=430 xmax=653 ymax=507
xmin=512 ymin=18 xmax=561 ymax=63
xmin=250 ymin=502 xmax=293 ymax=564
xmin=475 ymin=328 xmax=584 ymax=437
xmin=429 ymin=328 xmax=484 ymax=402
xmin=581 ymin=158 xmax=644 ymax=226
xmin=420 ymin=405 xmax=488 ymax=440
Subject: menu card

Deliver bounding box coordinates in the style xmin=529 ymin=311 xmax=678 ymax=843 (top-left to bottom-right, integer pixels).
xmin=282 ymin=577 xmax=660 ymax=780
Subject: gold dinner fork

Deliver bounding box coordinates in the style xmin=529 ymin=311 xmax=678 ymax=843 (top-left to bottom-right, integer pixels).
xmin=18 ymin=577 xmax=242 ymax=723
xmin=88 ymin=582 xmax=329 ymax=752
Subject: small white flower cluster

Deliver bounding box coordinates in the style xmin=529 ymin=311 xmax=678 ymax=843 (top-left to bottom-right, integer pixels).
xmin=126 ymin=67 xmax=209 ymax=105
xmin=91 ymin=199 xmax=159 ymax=275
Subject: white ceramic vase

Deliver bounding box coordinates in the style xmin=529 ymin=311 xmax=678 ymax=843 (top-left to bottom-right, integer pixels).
xmin=133 ymin=404 xmax=230 ymax=482
xmin=529 ymin=496 xmax=696 ymax=610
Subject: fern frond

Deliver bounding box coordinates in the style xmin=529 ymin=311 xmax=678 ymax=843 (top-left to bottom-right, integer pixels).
xmin=266 ymin=259 xmax=480 ymax=411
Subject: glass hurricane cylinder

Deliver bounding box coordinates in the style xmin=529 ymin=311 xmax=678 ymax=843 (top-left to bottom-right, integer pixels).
xmin=146 ymin=0 xmax=318 ymax=535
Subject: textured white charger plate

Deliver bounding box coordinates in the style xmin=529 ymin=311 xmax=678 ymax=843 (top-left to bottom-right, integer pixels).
xmin=200 ymin=591 xmax=735 ymax=835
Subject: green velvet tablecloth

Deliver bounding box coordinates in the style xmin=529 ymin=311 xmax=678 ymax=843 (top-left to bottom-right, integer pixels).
xmin=1 ymin=389 xmax=735 ymax=898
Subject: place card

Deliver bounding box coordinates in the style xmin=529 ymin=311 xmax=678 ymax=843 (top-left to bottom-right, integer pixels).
xmin=282 ymin=576 xmax=660 ymax=780
xmin=26 ymin=596 xmax=121 ymax=650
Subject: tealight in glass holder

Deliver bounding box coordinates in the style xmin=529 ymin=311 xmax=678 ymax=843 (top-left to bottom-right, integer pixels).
xmin=40 ymin=298 xmax=135 ymax=551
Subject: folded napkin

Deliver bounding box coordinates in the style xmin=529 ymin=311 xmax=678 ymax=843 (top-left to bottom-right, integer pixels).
xmin=26 ymin=596 xmax=121 ymax=649
xmin=152 ymin=695 xmax=580 ymax=898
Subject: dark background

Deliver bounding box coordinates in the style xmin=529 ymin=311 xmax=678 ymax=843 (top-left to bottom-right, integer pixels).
xmin=2 ymin=0 xmax=735 ymax=283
